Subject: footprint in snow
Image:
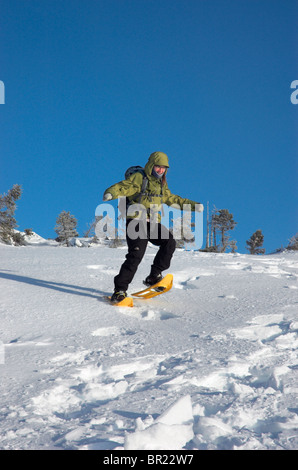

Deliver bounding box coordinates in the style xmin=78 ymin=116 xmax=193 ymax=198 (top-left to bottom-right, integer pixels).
xmin=218 ymin=294 xmax=237 ymax=300
xmin=174 ymin=274 xmax=200 ymax=290
xmin=141 ymin=309 xmax=179 ymax=321
xmin=91 ymin=326 xmax=120 ymax=337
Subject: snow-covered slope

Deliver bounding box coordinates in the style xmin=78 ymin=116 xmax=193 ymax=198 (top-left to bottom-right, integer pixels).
xmin=0 ymin=241 xmax=297 ymax=450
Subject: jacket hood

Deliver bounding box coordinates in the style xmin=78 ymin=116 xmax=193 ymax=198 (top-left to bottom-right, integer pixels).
xmin=144 ymin=152 xmax=169 ymax=177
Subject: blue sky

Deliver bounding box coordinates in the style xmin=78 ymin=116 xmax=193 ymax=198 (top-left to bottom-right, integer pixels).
xmin=1 ymin=0 xmax=297 ymax=253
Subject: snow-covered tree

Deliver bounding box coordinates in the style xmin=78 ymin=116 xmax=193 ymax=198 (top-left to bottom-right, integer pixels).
xmin=0 ymin=184 xmax=24 ymax=245
xmin=211 ymin=208 xmax=237 ymax=252
xmin=286 ymin=233 xmax=298 ymax=251
xmin=246 ymin=229 xmax=265 ymax=254
xmin=55 ymin=210 xmax=78 ymax=246
xmin=229 ymin=239 xmax=238 ymax=253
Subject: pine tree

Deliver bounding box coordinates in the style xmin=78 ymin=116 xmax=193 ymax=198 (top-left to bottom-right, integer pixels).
xmin=286 ymin=233 xmax=298 ymax=251
xmin=211 ymin=208 xmax=237 ymax=252
xmin=0 ymin=184 xmax=23 ymax=244
xmin=229 ymin=239 xmax=238 ymax=253
xmin=55 ymin=210 xmax=78 ymax=246
xmin=246 ymin=229 xmax=265 ymax=254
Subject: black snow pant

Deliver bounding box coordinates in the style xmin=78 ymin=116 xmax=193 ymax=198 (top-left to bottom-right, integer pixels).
xmin=114 ymin=219 xmax=176 ymax=292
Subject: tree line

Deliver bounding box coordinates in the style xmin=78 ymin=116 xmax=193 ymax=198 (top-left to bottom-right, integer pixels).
xmin=202 ymin=203 xmax=266 ymax=254
xmin=1 ymin=184 xmax=297 ymax=253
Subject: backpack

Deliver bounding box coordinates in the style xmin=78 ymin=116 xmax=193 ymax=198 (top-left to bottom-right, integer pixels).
xmin=125 ymin=165 xmax=145 ymax=180
xmin=124 ymin=165 xmax=164 ymax=209
xmin=125 ymin=166 xmax=148 ymax=203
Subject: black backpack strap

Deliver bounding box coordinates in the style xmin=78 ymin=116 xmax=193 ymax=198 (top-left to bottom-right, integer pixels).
xmin=137 ymin=175 xmax=148 ymax=203
xmin=127 ymin=174 xmax=163 ymax=209
xmin=125 ymin=174 xmax=148 ymax=211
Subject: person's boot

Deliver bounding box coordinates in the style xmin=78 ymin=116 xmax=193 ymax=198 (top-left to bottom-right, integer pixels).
xmin=144 ymin=272 xmax=163 ymax=287
xmin=111 ymin=290 xmax=127 ymax=303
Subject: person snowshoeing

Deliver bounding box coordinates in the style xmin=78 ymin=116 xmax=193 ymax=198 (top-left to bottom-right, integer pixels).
xmin=103 ymin=151 xmax=204 ymax=303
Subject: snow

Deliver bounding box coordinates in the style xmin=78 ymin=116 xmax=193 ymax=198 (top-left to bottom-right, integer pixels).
xmin=0 ymin=236 xmax=297 ymax=450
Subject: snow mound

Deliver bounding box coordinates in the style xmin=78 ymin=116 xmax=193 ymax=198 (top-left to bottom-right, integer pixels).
xmin=124 ymin=395 xmax=193 ymax=450
xmin=21 ymin=231 xmax=58 ymax=246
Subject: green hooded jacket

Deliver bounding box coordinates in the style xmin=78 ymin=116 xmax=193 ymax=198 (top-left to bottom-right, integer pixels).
xmin=103 ymin=152 xmax=200 ymax=220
